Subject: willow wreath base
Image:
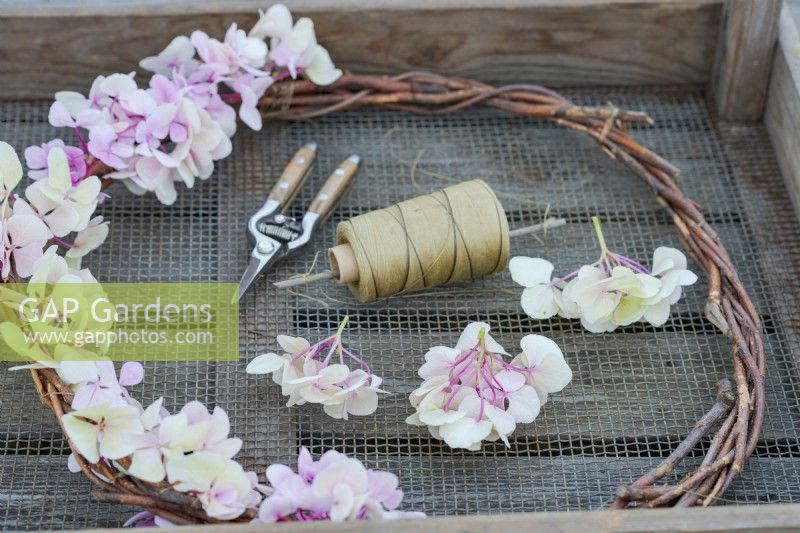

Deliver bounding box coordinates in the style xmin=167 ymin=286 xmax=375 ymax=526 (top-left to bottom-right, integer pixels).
xmin=31 ymin=72 xmax=764 ymax=521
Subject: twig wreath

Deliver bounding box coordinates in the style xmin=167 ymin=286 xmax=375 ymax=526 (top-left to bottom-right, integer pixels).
xmin=0 ymin=3 xmax=764 ymax=525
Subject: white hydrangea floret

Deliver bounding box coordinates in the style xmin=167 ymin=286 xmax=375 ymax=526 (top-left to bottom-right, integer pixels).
xmin=246 ymin=318 xmax=385 ymax=419
xmin=510 ymin=217 xmax=697 ymax=332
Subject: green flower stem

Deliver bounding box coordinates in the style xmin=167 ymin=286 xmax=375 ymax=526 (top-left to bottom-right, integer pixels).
xmin=336 ymin=314 xmax=350 ymax=337
xmin=476 ymin=327 xmax=487 ymax=365
xmin=335 ymin=314 xmax=350 ymax=359
xmin=592 ymin=216 xmax=609 ymax=257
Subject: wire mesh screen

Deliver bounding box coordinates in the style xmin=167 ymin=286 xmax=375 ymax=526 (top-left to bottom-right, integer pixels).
xmin=1 ymin=86 xmax=800 ymax=529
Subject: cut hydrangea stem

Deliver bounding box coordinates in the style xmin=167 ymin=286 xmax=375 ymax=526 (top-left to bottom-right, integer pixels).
xmin=489 ymin=352 xmax=529 ymax=373
xmin=442 ymin=331 xmax=532 ymax=421
xmin=51 ymin=236 xmax=75 ymax=249
xmin=476 ymin=327 xmax=487 ymax=364
xmin=592 ymin=216 xmax=609 ymax=258
xmin=336 ymin=314 xmax=350 ymax=337
xmin=273 ymin=68 xmax=301 ymax=83
xmin=290 ymin=314 xmax=374 ymax=376
xmin=221 ymin=92 xmax=242 ymax=104
xmin=609 ymin=251 xmax=651 ymax=274
xmin=73 ymin=126 xmax=90 ymax=154
xmin=548 ymin=267 xmax=580 ymax=287
xmin=342 ymin=347 xmax=371 ymax=375
xmin=320 ymin=339 xmax=338 ymax=366
xmin=548 ymin=216 xmax=657 ymax=283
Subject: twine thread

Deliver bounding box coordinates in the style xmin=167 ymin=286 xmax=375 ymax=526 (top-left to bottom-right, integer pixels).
xmin=335 ymin=180 xmax=510 ymax=302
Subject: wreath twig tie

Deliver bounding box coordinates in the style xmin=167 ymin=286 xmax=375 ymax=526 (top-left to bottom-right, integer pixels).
xmin=598 ymin=102 xmax=621 ymax=143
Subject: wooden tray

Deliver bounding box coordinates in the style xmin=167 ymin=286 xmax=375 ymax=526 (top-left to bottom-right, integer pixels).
xmin=2 ymin=1 xmax=800 ymax=531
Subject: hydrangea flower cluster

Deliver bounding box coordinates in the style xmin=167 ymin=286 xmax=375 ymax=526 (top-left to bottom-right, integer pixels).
xmin=406 ymin=322 xmax=572 ymax=450
xmin=0 ymin=6 xmax=424 ymax=526
xmin=56 ymin=362 xmax=261 ymax=519
xmin=38 ymin=4 xmax=340 ymax=206
xmin=255 ymin=448 xmax=425 ymax=523
xmin=510 ymin=217 xmax=698 ymax=333
xmin=0 ymin=4 xmax=341 ymax=282
xmin=246 ymin=316 xmax=385 ymax=420
xmin=13 ymin=347 xmax=253 ymax=519
xmin=0 ymin=143 xmax=107 ymax=281
xmin=21 ymin=357 xmax=421 ymax=524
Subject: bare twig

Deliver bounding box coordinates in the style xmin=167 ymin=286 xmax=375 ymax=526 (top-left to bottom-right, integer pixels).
xmin=611 ymin=380 xmax=736 ymax=509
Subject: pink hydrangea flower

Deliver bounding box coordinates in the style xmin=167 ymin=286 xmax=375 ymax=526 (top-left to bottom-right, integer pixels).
xmin=0 ymin=140 xmax=23 ymax=204
xmin=246 ymin=316 xmax=385 ymax=420
xmin=1 ymin=211 xmax=50 ymax=278
xmin=123 ymin=511 xmax=174 ymax=528
xmin=62 ymin=402 xmax=145 ymax=463
xmin=232 ymin=74 xmax=273 ymax=131
xmin=65 ymin=215 xmax=109 ymax=259
xmin=133 ymin=102 xmax=179 ymax=153
xmin=166 ymin=451 xmax=261 ymax=520
xmin=87 ymin=123 xmax=134 ymax=169
xmin=108 ymin=155 xmax=177 ymax=205
xmin=255 ymin=448 xmax=424 ymax=523
xmin=175 ymin=400 xmax=243 ymax=458
xmin=510 ymin=217 xmax=697 ymax=332
xmin=190 ymin=23 xmax=268 ymax=79
xmin=24 ymin=139 xmax=87 ymax=184
xmin=34 ymin=5 xmax=345 ymax=206
xmin=407 ymin=322 xmax=572 ymax=450
xmin=69 ymin=361 xmax=144 ymax=410
xmin=250 ymin=4 xmax=342 ymax=85
xmin=21 ymin=148 xmax=101 ymax=237
xmin=139 ymin=35 xmax=198 ymax=77
xmin=48 ymin=101 xmax=78 ymax=128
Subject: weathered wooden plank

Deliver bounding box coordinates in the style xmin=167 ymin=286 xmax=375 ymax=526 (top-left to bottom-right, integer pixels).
xmin=76 ymin=501 xmax=800 ymax=532
xmin=766 ymin=6 xmax=800 ymax=220
xmin=0 ymin=0 xmax=722 ymax=16
xmin=3 ymin=454 xmax=797 ymax=530
xmin=11 ymin=455 xmax=792 ymax=529
xmin=0 ymin=1 xmax=722 ymax=99
xmin=711 ymin=0 xmax=782 ymax=122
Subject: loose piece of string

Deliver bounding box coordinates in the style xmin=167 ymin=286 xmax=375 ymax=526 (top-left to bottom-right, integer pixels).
xmin=598 ymin=101 xmax=621 ymax=143
xmin=381 ymin=127 xmax=547 ymax=210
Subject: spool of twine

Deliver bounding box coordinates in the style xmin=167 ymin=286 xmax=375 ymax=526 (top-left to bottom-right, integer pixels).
xmin=331 ymin=179 xmax=510 ymax=302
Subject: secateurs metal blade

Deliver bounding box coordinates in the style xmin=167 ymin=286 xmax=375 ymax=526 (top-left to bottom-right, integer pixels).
xmin=236 ymin=143 xmax=360 ymax=301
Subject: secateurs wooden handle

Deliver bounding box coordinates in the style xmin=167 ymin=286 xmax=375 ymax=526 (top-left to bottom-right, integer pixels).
xmin=236 ymin=146 xmax=360 ymax=301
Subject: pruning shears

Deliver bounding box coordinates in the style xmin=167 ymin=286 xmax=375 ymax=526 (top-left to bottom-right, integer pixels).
xmin=236 ymin=142 xmax=360 ymax=301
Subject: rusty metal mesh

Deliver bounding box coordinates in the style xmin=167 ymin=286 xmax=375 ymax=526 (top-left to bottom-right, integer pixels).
xmin=1 ymin=86 xmax=800 ymax=529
